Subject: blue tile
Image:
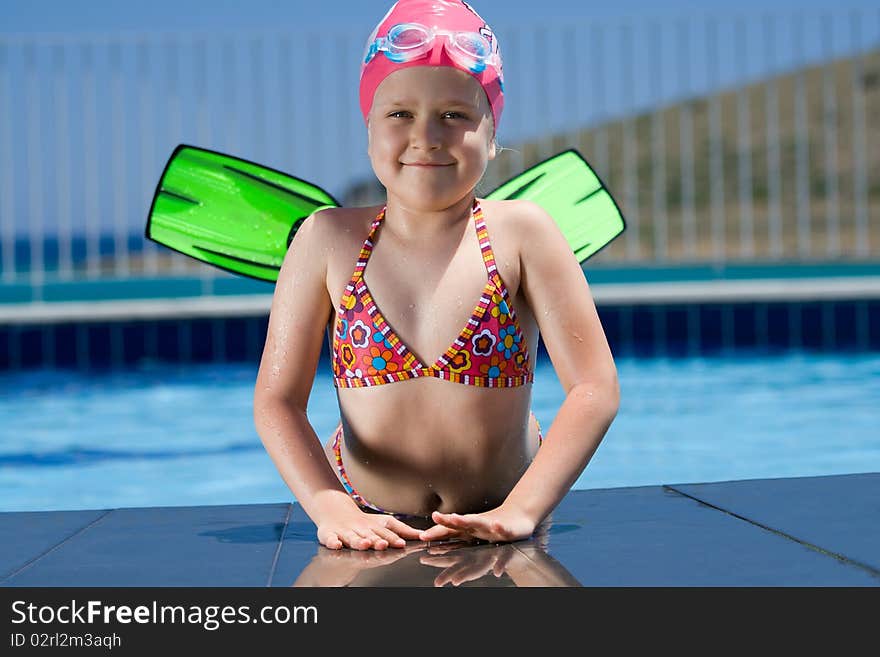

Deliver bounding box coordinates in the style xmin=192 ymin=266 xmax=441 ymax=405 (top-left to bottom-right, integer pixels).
xmin=249 ymin=317 xmax=269 ymax=362
xmin=832 ymin=301 xmax=859 ymax=350
xmin=2 ymin=504 xmax=291 ymax=587
xmin=121 ymin=322 xmax=147 ymax=366
xmin=545 ymin=485 xmax=878 ymax=586
xmin=0 ymin=326 xmax=11 ymax=370
xmin=18 ymin=326 xmax=44 ymax=369
xmin=821 ymin=301 xmax=836 ymax=351
xmin=732 ymin=303 xmax=758 ymax=348
xmin=869 ymin=300 xmax=880 ymax=350
xmin=753 ymin=303 xmax=770 ymax=350
xmin=800 ymin=302 xmax=824 ymax=350
xmin=674 ymin=473 xmax=880 ymax=574
xmin=190 ymin=319 xmax=216 ymax=363
xmin=631 ymin=306 xmax=657 ymax=357
xmin=4 ymin=478 xmax=879 ymax=587
xmin=86 ymin=324 xmax=114 ymax=369
xmin=211 ymin=319 xmax=227 ymax=363
xmin=0 ymin=509 xmax=108 ymax=582
xmin=177 ymin=322 xmax=194 ymax=363
xmin=143 ymin=322 xmax=160 ymax=363
xmin=766 ymin=303 xmax=792 ymax=349
xmin=224 ymin=317 xmax=250 ymax=361
xmin=698 ymin=304 xmax=724 ymax=354
xmin=51 ymin=324 xmax=80 ymax=368
xmin=156 ymin=320 xmax=182 ymax=362
xmin=663 ymin=305 xmax=691 ymax=356
xmin=597 ymin=306 xmax=623 ymax=355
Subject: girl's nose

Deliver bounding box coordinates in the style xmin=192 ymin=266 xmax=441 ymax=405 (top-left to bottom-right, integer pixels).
xmin=409 ymin=116 xmax=442 ymax=150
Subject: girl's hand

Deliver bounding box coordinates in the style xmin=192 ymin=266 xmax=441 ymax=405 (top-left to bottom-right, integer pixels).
xmin=418 ymin=504 xmax=536 ymax=544
xmin=316 ymin=506 xmax=424 ymax=551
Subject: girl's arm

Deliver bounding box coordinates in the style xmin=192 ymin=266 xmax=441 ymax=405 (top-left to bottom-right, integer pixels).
xmin=253 ymin=210 xmax=422 ymax=550
xmin=421 ymin=201 xmax=620 ymax=543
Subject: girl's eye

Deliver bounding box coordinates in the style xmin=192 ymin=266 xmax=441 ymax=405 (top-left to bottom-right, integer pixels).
xmin=388 ymin=110 xmax=412 ymax=118
xmin=443 ymin=111 xmax=467 ymax=119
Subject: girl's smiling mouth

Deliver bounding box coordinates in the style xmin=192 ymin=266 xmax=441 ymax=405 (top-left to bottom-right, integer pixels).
xmin=402 ymin=161 xmax=454 ymax=167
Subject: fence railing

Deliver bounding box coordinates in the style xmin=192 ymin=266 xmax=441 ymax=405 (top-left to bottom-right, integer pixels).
xmin=1 ymin=10 xmax=878 ymax=291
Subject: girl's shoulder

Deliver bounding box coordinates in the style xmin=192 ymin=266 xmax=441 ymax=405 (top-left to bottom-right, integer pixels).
xmin=303 ymin=204 xmax=385 ymax=279
xmin=306 ymin=204 xmax=383 ymax=237
xmin=297 ymin=204 xmax=384 ymax=253
xmin=478 ymin=197 xmax=554 ymax=225
xmin=477 ymin=198 xmax=557 ymax=248
xmin=283 ymin=204 xmax=381 ymax=275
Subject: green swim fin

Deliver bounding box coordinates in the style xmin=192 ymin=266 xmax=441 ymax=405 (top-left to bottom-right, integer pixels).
xmin=484 ymin=149 xmax=626 ymax=264
xmin=146 ymin=145 xmax=340 ymax=282
xmin=146 ymin=144 xmax=625 ymax=282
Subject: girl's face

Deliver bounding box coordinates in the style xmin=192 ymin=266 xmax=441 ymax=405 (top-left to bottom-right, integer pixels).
xmin=367 ymin=66 xmax=496 ymax=211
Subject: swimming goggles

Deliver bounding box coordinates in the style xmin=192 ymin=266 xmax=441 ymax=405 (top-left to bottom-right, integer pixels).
xmin=363 ymin=22 xmax=500 ymax=74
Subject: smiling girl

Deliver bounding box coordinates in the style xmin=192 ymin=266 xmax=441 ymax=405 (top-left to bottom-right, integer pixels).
xmin=253 ymin=0 xmax=619 ymax=551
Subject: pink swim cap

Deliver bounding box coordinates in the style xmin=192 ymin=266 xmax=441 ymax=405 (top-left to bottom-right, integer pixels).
xmin=359 ymin=0 xmax=504 ymax=131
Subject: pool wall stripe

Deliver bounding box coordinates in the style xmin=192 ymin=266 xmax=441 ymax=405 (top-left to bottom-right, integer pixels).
xmin=1 ymin=297 xmax=878 ymax=371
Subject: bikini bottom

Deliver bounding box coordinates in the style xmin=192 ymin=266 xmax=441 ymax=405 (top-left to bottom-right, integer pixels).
xmin=331 ymin=412 xmax=544 ymax=518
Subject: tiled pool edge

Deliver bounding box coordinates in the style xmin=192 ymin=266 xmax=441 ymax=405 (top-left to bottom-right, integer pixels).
xmin=2 ymin=473 xmax=878 ymax=586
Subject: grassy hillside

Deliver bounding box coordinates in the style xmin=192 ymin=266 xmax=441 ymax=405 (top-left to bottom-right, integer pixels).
xmin=478 ymin=47 xmax=880 ymax=264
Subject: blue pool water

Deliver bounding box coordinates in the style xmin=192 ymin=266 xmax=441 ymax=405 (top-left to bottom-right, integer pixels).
xmin=1 ymin=351 xmax=879 ymax=513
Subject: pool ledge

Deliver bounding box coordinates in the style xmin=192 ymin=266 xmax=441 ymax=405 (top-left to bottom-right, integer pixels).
xmin=1 ymin=472 xmax=878 ymax=587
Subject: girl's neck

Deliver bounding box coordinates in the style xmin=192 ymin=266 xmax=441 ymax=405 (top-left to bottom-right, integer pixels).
xmin=381 ymin=192 xmax=476 ymax=242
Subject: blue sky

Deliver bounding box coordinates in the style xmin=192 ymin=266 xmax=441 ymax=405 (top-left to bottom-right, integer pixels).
xmin=4 ymin=0 xmax=879 ymax=34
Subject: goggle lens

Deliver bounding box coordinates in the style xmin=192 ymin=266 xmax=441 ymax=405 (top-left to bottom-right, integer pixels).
xmin=452 ymin=32 xmax=490 ymax=59
xmin=388 ymin=24 xmax=431 ymax=50
xmin=366 ymin=23 xmax=495 ymax=73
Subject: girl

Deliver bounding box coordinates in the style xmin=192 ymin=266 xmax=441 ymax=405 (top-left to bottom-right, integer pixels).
xmin=253 ymin=0 xmax=619 ymax=551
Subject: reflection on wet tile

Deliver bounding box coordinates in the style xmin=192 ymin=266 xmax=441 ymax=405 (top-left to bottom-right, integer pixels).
xmin=288 ymin=519 xmax=582 ymax=587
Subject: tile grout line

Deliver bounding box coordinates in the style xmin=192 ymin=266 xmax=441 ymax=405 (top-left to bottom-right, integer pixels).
xmin=663 ymin=485 xmax=880 ymax=579
xmin=0 ymin=509 xmax=115 ymax=584
xmin=266 ymin=503 xmax=294 ymax=588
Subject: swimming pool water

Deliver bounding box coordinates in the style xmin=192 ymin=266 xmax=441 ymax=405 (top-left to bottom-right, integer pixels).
xmin=1 ymin=351 xmax=878 ymax=513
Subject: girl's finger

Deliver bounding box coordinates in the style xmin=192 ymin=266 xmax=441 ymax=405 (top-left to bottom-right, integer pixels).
xmin=319 ymin=530 xmax=343 ymax=550
xmin=341 ymin=530 xmax=372 ymax=550
xmin=431 ymin=511 xmax=471 ymax=529
xmin=372 ymin=526 xmax=406 ymax=548
xmin=355 ymin=529 xmax=390 ymax=550
xmin=433 ymin=511 xmax=488 ymax=532
xmin=419 ymin=523 xmax=459 ymax=542
xmin=387 ymin=517 xmax=425 ymax=540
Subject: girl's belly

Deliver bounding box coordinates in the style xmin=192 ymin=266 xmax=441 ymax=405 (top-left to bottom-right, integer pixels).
xmin=325 ymin=378 xmax=541 ymax=516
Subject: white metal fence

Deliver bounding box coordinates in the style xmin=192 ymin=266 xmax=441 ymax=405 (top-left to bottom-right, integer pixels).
xmin=1 ymin=10 xmax=878 ymax=289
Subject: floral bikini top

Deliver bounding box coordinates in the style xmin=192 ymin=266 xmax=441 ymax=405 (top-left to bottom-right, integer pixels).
xmin=332 ymin=201 xmax=534 ymax=389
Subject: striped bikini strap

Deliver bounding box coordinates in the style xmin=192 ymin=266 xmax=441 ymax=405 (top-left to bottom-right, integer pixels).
xmin=352 ymin=206 xmax=387 ymax=282
xmin=472 ymin=201 xmax=499 ymax=279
